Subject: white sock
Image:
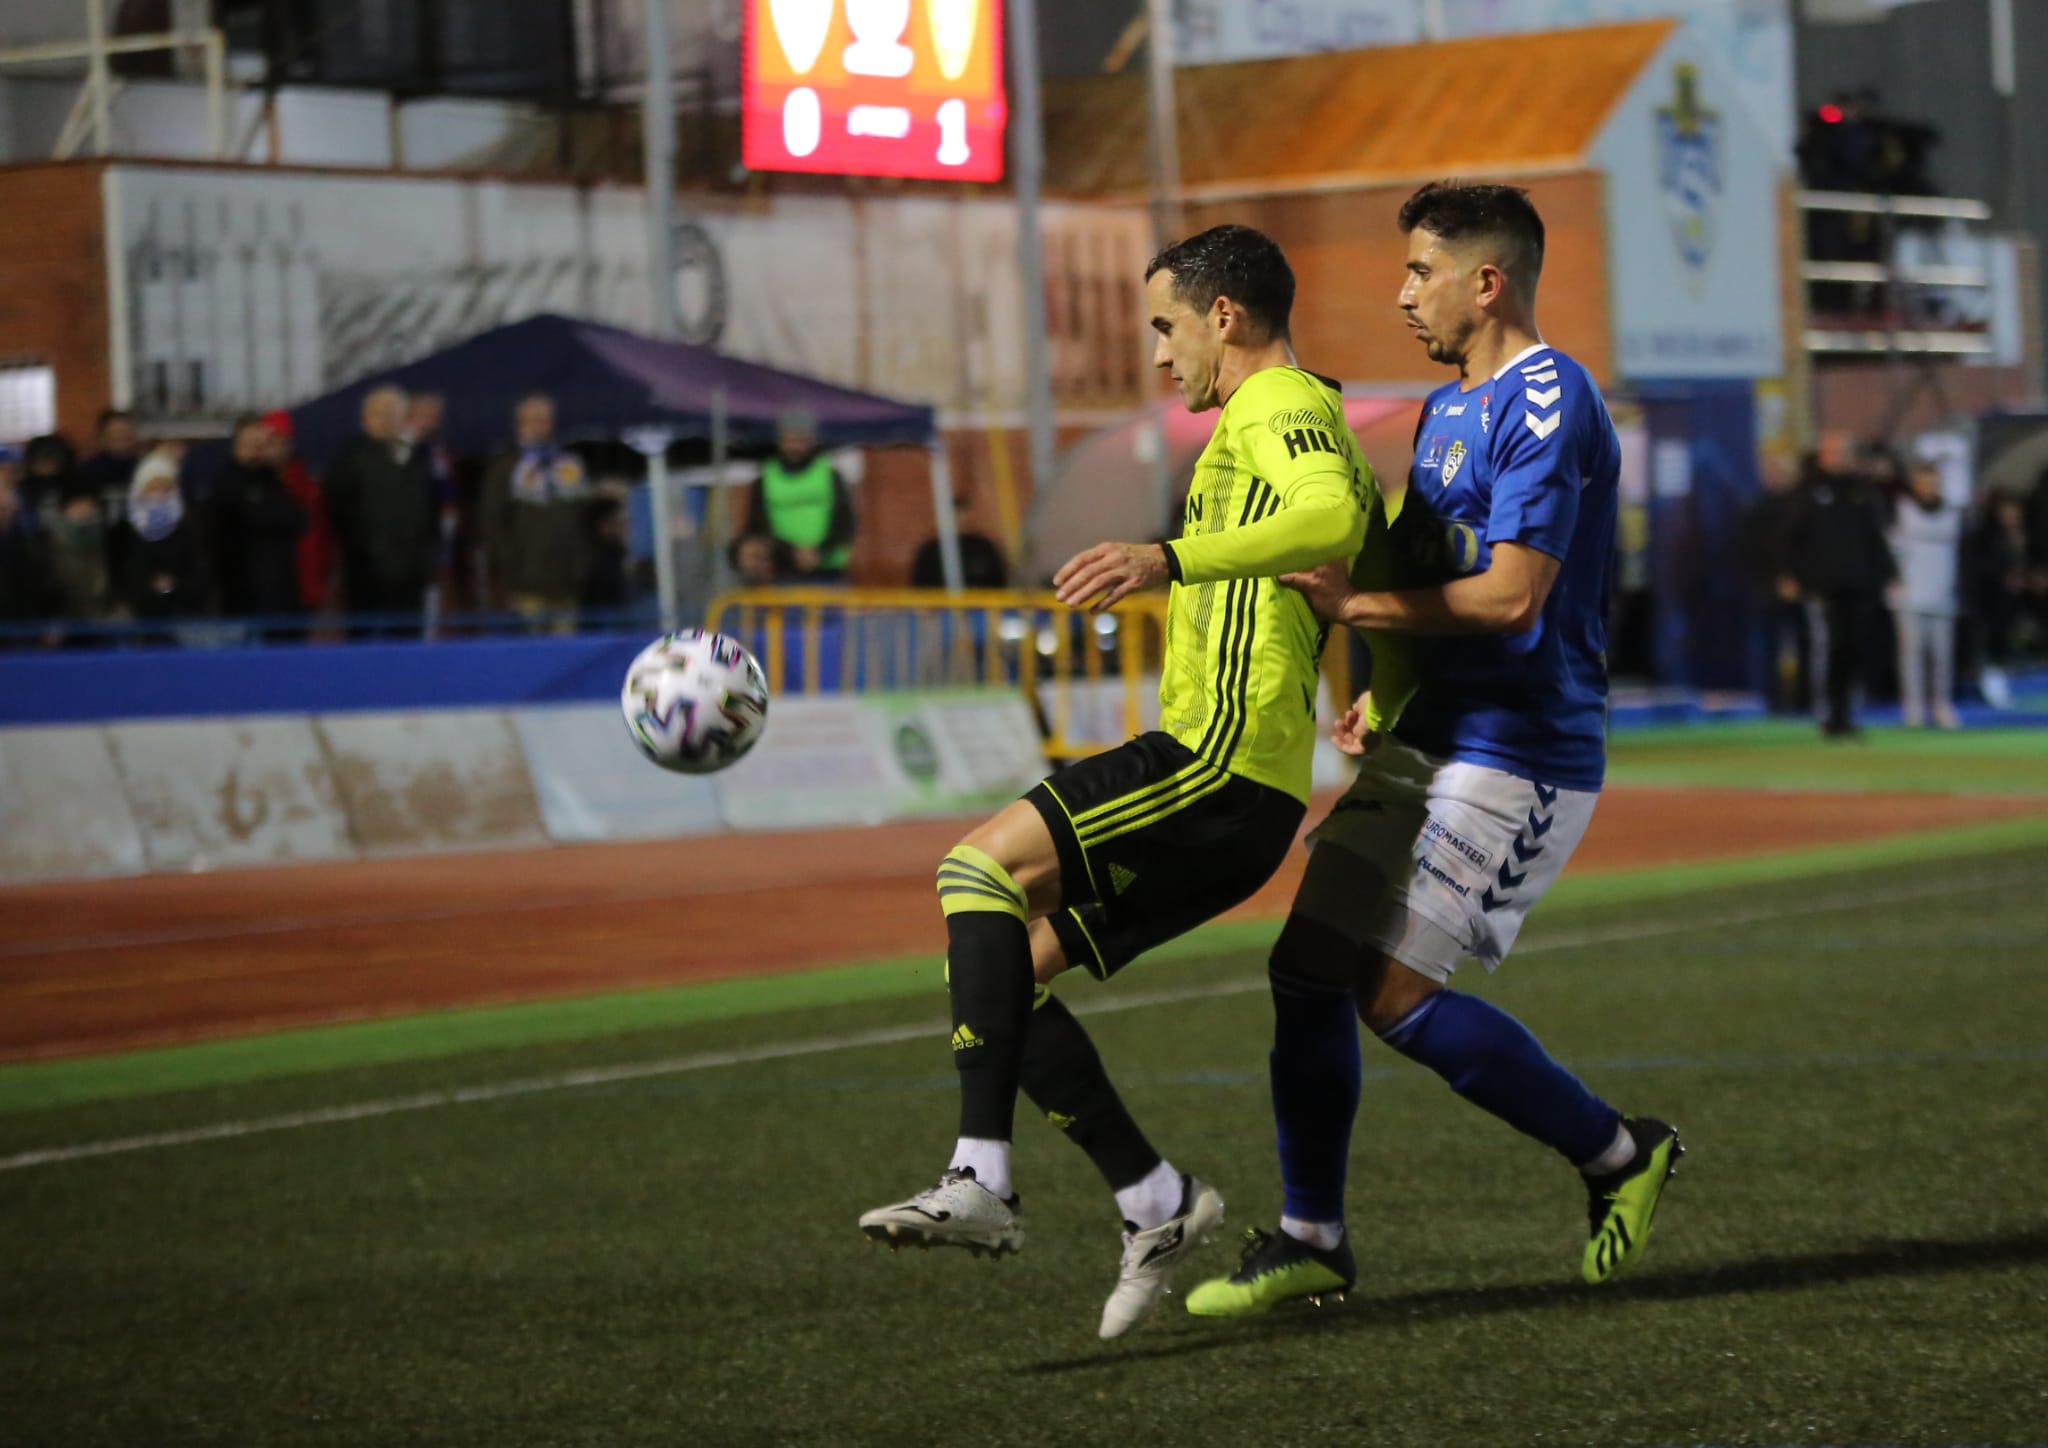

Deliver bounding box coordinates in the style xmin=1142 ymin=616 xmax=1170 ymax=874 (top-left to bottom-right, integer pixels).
xmin=1581 ymin=1121 xmax=1638 ymax=1177
xmin=1114 ymin=1159 xmax=1185 ymax=1231
xmin=949 ymin=1138 xmax=1012 ymax=1200
xmin=1280 ymin=1216 xmax=1344 ymax=1251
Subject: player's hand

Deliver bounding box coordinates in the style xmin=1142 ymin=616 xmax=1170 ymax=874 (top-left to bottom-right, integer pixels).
xmin=1278 ymin=558 xmax=1355 ymax=624
xmin=1331 ymin=690 xmax=1383 ymax=757
xmin=1054 ymin=542 xmax=1170 ymax=612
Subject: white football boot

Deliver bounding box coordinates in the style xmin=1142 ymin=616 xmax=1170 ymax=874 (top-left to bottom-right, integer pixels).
xmin=1098 ymin=1176 xmax=1226 ymax=1339
xmin=859 ymin=1167 xmax=1023 ymax=1257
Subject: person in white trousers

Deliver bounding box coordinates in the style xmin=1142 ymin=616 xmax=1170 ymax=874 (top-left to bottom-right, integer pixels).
xmin=1888 ymin=461 xmax=1965 ymax=728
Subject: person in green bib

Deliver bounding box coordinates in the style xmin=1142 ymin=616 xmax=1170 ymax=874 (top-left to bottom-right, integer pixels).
xmin=732 ymin=411 xmax=857 ymax=585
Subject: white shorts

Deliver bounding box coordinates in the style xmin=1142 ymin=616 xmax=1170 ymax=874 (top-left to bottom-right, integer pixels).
xmin=1296 ymin=738 xmax=1598 ymax=983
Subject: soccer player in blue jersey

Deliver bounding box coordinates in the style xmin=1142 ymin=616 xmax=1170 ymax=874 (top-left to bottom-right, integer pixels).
xmin=1186 ymin=182 xmax=1684 ymax=1317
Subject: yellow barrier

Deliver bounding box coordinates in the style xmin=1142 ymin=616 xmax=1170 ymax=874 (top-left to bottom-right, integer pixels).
xmin=706 ymin=588 xmax=1168 ymax=760
xmin=706 ymin=587 xmax=1364 ymax=760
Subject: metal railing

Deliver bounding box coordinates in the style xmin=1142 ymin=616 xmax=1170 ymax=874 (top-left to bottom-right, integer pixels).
xmin=704 ymin=586 xmax=1364 ymax=761
xmin=1794 ymin=190 xmax=2000 ymax=357
xmin=706 ymin=588 xmax=1170 ymax=761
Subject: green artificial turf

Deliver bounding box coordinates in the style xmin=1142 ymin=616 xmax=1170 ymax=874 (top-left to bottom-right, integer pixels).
xmin=1607 ymin=721 xmax=2048 ymax=795
xmin=8 ymin=812 xmax=2048 ymax=1117
xmin=5 ymin=843 xmax=2046 ymax=1446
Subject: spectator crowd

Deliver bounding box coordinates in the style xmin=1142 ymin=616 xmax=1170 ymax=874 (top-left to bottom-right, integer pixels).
xmin=1742 ymin=431 xmax=2048 ymax=734
xmin=3 ymin=391 xmax=2041 ymax=733
xmin=0 ymin=391 xmax=660 ymax=644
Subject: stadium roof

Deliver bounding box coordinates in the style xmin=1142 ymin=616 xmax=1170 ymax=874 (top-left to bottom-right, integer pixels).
xmin=1043 ymin=19 xmax=1678 ymax=201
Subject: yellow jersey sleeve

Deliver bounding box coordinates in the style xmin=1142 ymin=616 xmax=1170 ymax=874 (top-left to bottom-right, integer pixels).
xmin=1164 ymin=369 xmax=1367 ymax=587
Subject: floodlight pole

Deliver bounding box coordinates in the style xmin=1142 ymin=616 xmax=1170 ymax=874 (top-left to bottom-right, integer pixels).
xmin=642 ymin=0 xmax=680 ymax=341
xmin=641 ymin=0 xmax=682 ymax=628
xmin=1142 ymin=0 xmax=1181 ymax=542
xmin=1010 ymin=0 xmax=1057 ymax=580
xmin=1990 ymin=0 xmax=2021 ymax=228
xmin=1144 ymin=0 xmax=1183 ymax=248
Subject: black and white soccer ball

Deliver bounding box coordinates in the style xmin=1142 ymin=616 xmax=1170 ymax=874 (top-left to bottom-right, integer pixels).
xmin=620 ymin=629 xmax=770 ymax=774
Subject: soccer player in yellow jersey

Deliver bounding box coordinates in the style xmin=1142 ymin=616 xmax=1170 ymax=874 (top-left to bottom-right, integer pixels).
xmin=859 ymin=225 xmax=1399 ymax=1338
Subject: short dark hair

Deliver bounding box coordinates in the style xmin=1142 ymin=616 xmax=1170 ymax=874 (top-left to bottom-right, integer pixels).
xmin=1397 ymin=182 xmax=1546 ymax=293
xmin=1145 ymin=224 xmax=1295 ymax=340
xmin=96 ymin=407 xmax=133 ymax=432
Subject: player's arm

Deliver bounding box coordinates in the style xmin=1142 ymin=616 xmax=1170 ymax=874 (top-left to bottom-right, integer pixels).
xmin=1054 ymin=377 xmax=1366 ymax=610
xmin=1291 ymin=540 xmax=1560 ymax=635
xmin=1051 ymin=494 xmax=1361 ymax=610
xmin=1286 ymin=389 xmax=1581 ymax=636
xmin=1165 ymin=389 xmax=1365 ymax=585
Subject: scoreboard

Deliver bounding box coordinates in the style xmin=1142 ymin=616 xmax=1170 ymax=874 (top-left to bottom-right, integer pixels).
xmin=741 ymin=0 xmax=1007 ymax=183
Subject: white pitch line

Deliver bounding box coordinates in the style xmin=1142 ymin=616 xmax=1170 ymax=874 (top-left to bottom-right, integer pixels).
xmin=0 ymin=869 xmax=2031 ymax=1174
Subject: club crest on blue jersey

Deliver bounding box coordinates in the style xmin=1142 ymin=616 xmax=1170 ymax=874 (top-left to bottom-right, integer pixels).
xmin=1657 ymin=62 xmax=1721 ymax=282
xmin=1441 ymin=439 xmax=1467 ymax=486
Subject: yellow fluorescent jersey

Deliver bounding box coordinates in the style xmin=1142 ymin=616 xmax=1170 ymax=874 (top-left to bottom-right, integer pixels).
xmin=1157 ymin=365 xmax=1381 ymax=804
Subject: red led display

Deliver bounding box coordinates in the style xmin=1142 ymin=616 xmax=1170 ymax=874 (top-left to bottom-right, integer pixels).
xmin=742 ymin=0 xmax=1007 ymax=183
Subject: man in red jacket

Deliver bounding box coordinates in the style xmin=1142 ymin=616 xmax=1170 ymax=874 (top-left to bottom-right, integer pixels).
xmin=261 ymin=410 xmax=335 ymax=612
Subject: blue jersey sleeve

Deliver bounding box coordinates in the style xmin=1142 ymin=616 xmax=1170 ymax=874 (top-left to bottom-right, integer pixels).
xmin=1485 ymin=370 xmax=1583 ymax=561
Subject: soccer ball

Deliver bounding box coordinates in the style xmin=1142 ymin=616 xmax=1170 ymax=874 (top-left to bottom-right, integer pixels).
xmin=620 ymin=629 xmax=770 ymax=774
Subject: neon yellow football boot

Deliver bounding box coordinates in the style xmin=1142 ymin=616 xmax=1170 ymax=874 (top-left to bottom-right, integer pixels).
xmin=1184 ymin=1227 xmax=1355 ymax=1317
xmin=1582 ymin=1117 xmax=1684 ymax=1284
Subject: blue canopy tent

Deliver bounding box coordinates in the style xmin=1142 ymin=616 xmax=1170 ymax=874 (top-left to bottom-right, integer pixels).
xmin=221 ymin=314 xmax=957 ymax=620
xmin=272 ymin=313 xmax=937 ymax=469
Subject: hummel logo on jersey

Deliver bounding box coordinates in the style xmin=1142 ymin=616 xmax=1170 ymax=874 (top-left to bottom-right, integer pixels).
xmin=1446 ymin=402 xmax=1466 ymax=416
xmin=951 ymin=1023 xmax=985 ymax=1051
xmin=1520 ymin=357 xmax=1554 ymax=375
xmin=1441 ymin=439 xmax=1467 ymax=485
xmin=1524 ymin=412 xmax=1562 ymax=441
xmin=1109 ymin=862 xmax=1139 ymax=895
xmin=1525 ymin=368 xmax=1559 ymax=384
xmin=1525 ymin=385 xmax=1561 ymax=409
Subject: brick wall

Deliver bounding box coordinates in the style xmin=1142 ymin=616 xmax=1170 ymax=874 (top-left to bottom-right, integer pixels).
xmin=1813 ymin=361 xmax=2044 ymax=443
xmin=0 ymin=162 xmax=112 ymax=447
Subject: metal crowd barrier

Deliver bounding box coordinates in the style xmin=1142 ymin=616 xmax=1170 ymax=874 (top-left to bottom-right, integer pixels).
xmin=706 ymin=588 xmax=1170 ymax=760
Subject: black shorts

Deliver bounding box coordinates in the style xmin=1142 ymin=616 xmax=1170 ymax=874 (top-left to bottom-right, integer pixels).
xmin=1025 ymin=731 xmax=1305 ymax=980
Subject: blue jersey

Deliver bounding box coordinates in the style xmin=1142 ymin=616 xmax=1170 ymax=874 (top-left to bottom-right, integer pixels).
xmin=1385 ymin=344 xmax=1620 ymax=790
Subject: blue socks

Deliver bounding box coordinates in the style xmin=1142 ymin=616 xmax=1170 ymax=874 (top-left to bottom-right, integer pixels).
xmin=1379 ymin=990 xmax=1620 ymax=1168
xmin=1267 ymin=966 xmax=1362 ymax=1222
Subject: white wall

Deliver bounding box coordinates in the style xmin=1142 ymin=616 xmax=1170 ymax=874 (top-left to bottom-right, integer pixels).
xmin=0 ymin=74 xmax=537 ymax=169
xmin=105 ymin=162 xmax=1150 ymax=423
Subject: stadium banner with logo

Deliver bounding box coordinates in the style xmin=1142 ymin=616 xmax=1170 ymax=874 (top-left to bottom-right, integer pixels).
xmin=514 ymin=704 xmax=727 ymax=842
xmin=1591 ymin=26 xmax=1784 ymax=381
xmin=867 ymin=689 xmax=1048 ymax=818
xmin=105 ymin=717 xmax=355 ymax=873
xmin=712 ymin=694 xmax=906 ymax=831
xmin=714 ymin=689 xmax=1048 ymax=831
